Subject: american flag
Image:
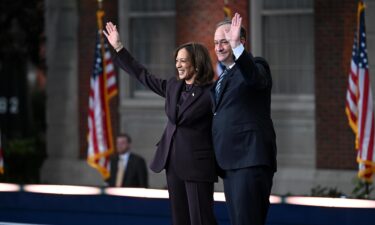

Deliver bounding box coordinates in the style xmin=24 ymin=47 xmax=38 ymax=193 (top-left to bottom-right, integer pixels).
xmin=0 ymin=129 xmax=3 ymax=174
xmin=87 ymin=9 xmax=117 ymax=179
xmin=345 ymin=1 xmax=375 ymax=182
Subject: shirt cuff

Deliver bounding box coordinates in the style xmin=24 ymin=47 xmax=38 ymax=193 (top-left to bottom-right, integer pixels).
xmin=232 ymin=44 xmax=245 ymax=60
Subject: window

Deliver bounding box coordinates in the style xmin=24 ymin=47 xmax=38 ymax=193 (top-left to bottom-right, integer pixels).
xmin=253 ymin=0 xmax=314 ymax=95
xmin=119 ymin=0 xmax=176 ymax=94
xmin=119 ymin=0 xmax=176 ymax=93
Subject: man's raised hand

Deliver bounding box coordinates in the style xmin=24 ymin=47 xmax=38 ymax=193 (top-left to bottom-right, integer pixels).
xmin=224 ymin=13 xmax=242 ymax=49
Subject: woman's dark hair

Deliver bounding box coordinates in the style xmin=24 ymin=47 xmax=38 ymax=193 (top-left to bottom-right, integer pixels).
xmin=174 ymin=42 xmax=214 ymax=86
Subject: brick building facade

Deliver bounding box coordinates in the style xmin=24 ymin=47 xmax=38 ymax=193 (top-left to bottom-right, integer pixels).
xmin=315 ymin=0 xmax=357 ymax=170
xmin=43 ymin=0 xmax=375 ymax=196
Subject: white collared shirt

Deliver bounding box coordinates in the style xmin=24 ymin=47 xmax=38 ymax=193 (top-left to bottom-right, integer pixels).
xmin=232 ymin=43 xmax=245 ymax=61
xmin=225 ymin=44 xmax=245 ymax=70
xmin=118 ymin=151 xmax=130 ymax=169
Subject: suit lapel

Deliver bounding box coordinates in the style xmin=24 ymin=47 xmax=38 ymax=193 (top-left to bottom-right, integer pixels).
xmin=177 ymin=86 xmax=203 ymax=119
xmin=210 ymin=84 xmax=217 ymax=112
xmin=169 ymin=81 xmax=184 ymax=122
xmin=111 ymin=156 xmax=119 ymax=179
xmin=215 ymin=67 xmax=235 ymax=107
xmin=123 ymin=154 xmax=132 ymax=183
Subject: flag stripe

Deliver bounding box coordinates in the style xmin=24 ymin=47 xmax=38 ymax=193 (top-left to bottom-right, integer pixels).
xmin=358 ymin=69 xmax=369 ymax=151
xmin=346 ymin=103 xmax=357 ymax=124
xmin=346 ymin=91 xmax=357 ymax=113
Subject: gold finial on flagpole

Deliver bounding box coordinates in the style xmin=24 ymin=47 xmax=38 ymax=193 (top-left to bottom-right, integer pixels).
xmin=96 ymin=0 xmax=105 ymax=30
xmin=223 ymin=0 xmax=232 ymax=19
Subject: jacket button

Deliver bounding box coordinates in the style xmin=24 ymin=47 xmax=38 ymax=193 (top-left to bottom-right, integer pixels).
xmin=213 ymin=112 xmax=217 ymax=116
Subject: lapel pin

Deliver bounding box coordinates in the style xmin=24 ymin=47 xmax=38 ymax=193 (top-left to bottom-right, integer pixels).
xmin=192 ymin=93 xmax=195 ymax=97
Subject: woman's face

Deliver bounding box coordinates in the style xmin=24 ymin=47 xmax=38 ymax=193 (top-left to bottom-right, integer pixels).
xmin=175 ymin=48 xmax=196 ymax=84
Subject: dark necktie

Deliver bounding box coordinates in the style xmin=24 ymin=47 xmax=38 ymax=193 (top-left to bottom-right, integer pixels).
xmin=215 ymin=68 xmax=228 ymax=102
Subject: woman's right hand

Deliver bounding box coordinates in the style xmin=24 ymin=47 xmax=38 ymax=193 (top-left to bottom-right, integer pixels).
xmin=103 ymin=22 xmax=124 ymax=52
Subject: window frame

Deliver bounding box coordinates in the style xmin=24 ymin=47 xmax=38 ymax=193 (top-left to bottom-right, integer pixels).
xmin=118 ymin=1 xmax=176 ymax=100
xmin=250 ymin=0 xmax=314 ymax=96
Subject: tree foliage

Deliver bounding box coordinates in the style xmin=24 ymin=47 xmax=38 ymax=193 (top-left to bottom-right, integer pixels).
xmin=0 ymin=0 xmax=44 ymax=66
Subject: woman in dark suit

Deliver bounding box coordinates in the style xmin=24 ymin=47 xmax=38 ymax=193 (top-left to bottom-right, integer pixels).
xmin=104 ymin=22 xmax=217 ymax=225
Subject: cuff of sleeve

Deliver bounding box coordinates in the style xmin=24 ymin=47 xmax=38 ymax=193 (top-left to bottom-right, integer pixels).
xmin=115 ymin=43 xmax=124 ymax=52
xmin=233 ymin=44 xmax=245 ymax=60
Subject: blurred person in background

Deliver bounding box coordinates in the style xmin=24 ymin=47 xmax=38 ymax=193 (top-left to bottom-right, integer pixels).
xmin=106 ymin=133 xmax=148 ymax=188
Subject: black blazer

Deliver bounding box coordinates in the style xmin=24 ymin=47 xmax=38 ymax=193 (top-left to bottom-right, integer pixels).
xmin=114 ymin=48 xmax=217 ymax=182
xmin=211 ymin=50 xmax=277 ymax=172
xmin=107 ymin=152 xmax=148 ymax=188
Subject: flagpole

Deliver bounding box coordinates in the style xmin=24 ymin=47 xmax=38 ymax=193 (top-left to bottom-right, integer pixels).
xmin=97 ymin=0 xmax=103 ymax=10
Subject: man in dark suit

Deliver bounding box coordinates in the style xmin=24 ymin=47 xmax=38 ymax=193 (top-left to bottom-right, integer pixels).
xmin=211 ymin=13 xmax=277 ymax=225
xmin=107 ymin=133 xmax=148 ymax=188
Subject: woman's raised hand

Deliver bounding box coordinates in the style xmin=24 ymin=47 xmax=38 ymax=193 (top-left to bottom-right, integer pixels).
xmin=103 ymin=22 xmax=123 ymax=52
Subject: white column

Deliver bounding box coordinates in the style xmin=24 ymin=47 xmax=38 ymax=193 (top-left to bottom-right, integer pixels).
xmin=42 ymin=0 xmax=103 ymax=186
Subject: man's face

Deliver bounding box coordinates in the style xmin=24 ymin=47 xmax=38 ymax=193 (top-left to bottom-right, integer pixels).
xmin=214 ymin=24 xmax=234 ymax=66
xmin=116 ymin=136 xmax=130 ymax=154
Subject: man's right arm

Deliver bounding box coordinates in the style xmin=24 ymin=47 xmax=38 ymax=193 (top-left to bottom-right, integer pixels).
xmin=234 ymin=49 xmax=272 ymax=90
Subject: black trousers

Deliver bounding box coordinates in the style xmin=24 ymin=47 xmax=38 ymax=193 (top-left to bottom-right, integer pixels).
xmin=223 ymin=166 xmax=274 ymax=225
xmin=165 ymin=161 xmax=217 ymax=225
